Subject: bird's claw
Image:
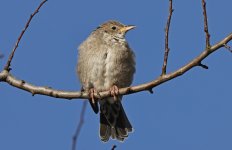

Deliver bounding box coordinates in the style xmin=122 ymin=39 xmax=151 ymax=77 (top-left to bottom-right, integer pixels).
xmin=110 ymin=85 xmax=119 ymax=101
xmin=89 ymin=88 xmax=98 ymax=104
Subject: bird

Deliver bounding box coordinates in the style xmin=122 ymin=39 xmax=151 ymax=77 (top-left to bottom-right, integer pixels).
xmin=77 ymin=20 xmax=136 ymax=142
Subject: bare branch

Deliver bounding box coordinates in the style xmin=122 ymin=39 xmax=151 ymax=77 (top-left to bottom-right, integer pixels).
xmin=4 ymin=0 xmax=47 ymax=71
xmin=72 ymin=101 xmax=87 ymax=150
xmin=1 ymin=33 xmax=232 ymax=100
xmin=162 ymin=0 xmax=173 ymax=75
xmin=202 ymin=0 xmax=211 ymax=48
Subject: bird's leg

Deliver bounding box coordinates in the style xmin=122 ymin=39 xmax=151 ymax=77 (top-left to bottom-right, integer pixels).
xmin=89 ymin=88 xmax=98 ymax=104
xmin=109 ymin=85 xmax=119 ymax=101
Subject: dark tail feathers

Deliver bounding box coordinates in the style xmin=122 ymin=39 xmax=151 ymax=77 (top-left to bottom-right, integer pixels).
xmin=99 ymin=99 xmax=132 ymax=142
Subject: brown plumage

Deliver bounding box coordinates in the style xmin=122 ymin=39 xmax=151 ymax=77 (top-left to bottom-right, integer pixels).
xmin=77 ymin=20 xmax=136 ymax=142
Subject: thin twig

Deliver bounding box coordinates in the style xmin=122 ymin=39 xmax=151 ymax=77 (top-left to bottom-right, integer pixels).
xmin=148 ymin=88 xmax=154 ymax=94
xmin=111 ymin=145 xmax=117 ymax=150
xmin=198 ymin=63 xmax=209 ymax=69
xmin=72 ymin=101 xmax=87 ymax=150
xmin=224 ymin=44 xmax=232 ymax=53
xmin=202 ymin=0 xmax=211 ymax=48
xmin=162 ymin=0 xmax=173 ymax=75
xmin=4 ymin=0 xmax=47 ymax=71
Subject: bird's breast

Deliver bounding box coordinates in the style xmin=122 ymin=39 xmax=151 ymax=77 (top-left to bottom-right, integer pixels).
xmin=102 ymin=43 xmax=135 ymax=89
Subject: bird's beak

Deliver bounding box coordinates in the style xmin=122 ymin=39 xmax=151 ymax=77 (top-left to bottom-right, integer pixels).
xmin=120 ymin=25 xmax=136 ymax=33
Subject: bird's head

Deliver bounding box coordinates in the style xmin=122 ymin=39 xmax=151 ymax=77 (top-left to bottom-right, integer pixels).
xmin=98 ymin=20 xmax=136 ymax=39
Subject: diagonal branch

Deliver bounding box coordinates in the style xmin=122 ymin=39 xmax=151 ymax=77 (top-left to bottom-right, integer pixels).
xmin=1 ymin=33 xmax=232 ymax=100
xmin=202 ymin=0 xmax=211 ymax=48
xmin=4 ymin=0 xmax=47 ymax=71
xmin=72 ymin=101 xmax=87 ymax=150
xmin=162 ymin=0 xmax=174 ymax=75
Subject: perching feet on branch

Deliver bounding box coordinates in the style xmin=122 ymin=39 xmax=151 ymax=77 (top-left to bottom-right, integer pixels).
xmin=109 ymin=85 xmax=119 ymax=101
xmin=88 ymin=88 xmax=99 ymax=113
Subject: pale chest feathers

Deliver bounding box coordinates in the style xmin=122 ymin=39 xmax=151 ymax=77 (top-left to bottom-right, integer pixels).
xmin=101 ymin=38 xmax=135 ymax=89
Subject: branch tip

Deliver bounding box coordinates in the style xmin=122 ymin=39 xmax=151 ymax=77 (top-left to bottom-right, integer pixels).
xmin=198 ymin=63 xmax=209 ymax=69
xmin=202 ymin=0 xmax=211 ymax=48
xmin=3 ymin=0 xmax=47 ymax=71
xmin=148 ymin=88 xmax=154 ymax=94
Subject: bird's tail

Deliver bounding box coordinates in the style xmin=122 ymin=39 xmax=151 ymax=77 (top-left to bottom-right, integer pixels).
xmin=99 ymin=97 xmax=133 ymax=142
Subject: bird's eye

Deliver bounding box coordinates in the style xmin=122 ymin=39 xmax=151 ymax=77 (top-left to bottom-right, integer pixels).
xmin=111 ymin=26 xmax=117 ymax=30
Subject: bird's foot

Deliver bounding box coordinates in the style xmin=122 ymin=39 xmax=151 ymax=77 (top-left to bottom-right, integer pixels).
xmin=109 ymin=85 xmax=119 ymax=101
xmin=89 ymin=88 xmax=99 ymax=104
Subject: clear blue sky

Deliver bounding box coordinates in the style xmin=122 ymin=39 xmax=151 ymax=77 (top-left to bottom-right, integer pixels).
xmin=1 ymin=0 xmax=232 ymax=150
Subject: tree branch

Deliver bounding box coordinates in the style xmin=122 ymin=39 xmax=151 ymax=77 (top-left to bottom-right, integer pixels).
xmin=162 ymin=0 xmax=173 ymax=75
xmin=1 ymin=33 xmax=232 ymax=100
xmin=202 ymin=0 xmax=211 ymax=48
xmin=72 ymin=101 xmax=87 ymax=150
xmin=4 ymin=0 xmax=47 ymax=71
